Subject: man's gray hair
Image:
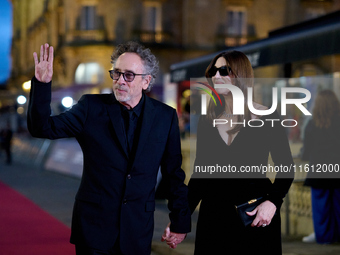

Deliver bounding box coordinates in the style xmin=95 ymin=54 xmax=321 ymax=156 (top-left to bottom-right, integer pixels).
xmin=111 ymin=41 xmax=159 ymax=92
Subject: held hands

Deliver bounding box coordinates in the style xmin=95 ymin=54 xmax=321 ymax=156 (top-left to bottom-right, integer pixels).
xmin=33 ymin=43 xmax=54 ymax=83
xmin=246 ymin=200 xmax=276 ymax=227
xmin=161 ymin=223 xmax=187 ymax=249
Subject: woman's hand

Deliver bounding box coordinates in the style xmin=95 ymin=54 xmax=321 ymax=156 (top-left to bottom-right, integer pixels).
xmin=33 ymin=43 xmax=54 ymax=83
xmin=161 ymin=222 xmax=187 ymax=249
xmin=246 ymin=200 xmax=276 ymax=227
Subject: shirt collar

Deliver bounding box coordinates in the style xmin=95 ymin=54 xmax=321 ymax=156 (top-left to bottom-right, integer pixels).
xmin=120 ymin=93 xmax=145 ymax=118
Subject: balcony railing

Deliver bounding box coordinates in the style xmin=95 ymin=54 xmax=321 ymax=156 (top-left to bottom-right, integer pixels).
xmin=66 ymin=30 xmax=107 ymax=43
xmin=215 ymin=34 xmax=257 ymax=49
xmin=133 ymin=30 xmax=172 ymax=44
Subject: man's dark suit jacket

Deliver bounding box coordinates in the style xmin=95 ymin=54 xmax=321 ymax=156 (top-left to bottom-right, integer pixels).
xmin=27 ymin=77 xmax=191 ymax=254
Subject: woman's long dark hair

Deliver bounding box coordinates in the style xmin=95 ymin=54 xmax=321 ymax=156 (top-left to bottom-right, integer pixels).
xmin=313 ymin=90 xmax=340 ymax=129
xmin=205 ymin=51 xmax=254 ymax=135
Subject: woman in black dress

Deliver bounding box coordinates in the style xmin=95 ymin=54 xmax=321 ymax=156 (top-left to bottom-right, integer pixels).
xmin=188 ymin=51 xmax=294 ymax=254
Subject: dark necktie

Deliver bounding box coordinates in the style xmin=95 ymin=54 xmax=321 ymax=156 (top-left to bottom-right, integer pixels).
xmin=126 ymin=110 xmax=137 ymax=154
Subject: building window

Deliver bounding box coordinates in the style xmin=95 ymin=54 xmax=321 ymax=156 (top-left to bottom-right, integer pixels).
xmin=142 ymin=2 xmax=162 ymax=32
xmin=75 ymin=63 xmax=104 ymax=84
xmin=43 ymin=0 xmax=49 ymax=12
xmin=226 ymin=8 xmax=247 ymax=36
xmin=80 ymin=6 xmax=96 ymax=30
xmin=300 ymin=0 xmax=332 ymax=20
xmin=225 ymin=7 xmax=247 ymax=46
xmin=140 ymin=1 xmax=163 ymax=43
xmin=305 ymin=8 xmax=326 ymax=20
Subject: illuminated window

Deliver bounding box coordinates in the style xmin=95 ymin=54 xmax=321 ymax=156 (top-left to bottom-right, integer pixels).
xmin=75 ymin=63 xmax=104 ymax=84
xmin=305 ymin=8 xmax=326 ymax=20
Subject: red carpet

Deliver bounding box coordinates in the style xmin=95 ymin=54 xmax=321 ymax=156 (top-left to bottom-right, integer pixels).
xmin=0 ymin=181 xmax=75 ymax=255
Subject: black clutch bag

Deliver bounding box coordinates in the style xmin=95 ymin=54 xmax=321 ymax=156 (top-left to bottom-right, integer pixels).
xmin=235 ymin=197 xmax=264 ymax=227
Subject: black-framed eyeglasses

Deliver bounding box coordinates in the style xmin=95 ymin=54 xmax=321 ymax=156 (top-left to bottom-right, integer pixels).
xmin=208 ymin=66 xmax=232 ymax=77
xmin=108 ymin=70 xmax=147 ymax=82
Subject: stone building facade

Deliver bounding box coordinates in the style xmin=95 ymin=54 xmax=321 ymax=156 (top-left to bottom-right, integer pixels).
xmin=9 ymin=0 xmax=340 ymax=95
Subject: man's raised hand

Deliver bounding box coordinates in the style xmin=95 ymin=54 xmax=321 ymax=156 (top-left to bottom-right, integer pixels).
xmin=33 ymin=43 xmax=54 ymax=83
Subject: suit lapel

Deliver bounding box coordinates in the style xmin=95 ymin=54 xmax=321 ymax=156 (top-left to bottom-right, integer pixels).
xmin=106 ymin=95 xmax=129 ymax=158
xmin=132 ymin=96 xmax=155 ymax=167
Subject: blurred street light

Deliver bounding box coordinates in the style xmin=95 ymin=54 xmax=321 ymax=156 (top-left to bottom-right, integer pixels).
xmin=17 ymin=107 xmax=25 ymax=114
xmin=22 ymin=80 xmax=31 ymax=91
xmin=17 ymin=95 xmax=27 ymax=105
xmin=62 ymin=96 xmax=73 ymax=108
